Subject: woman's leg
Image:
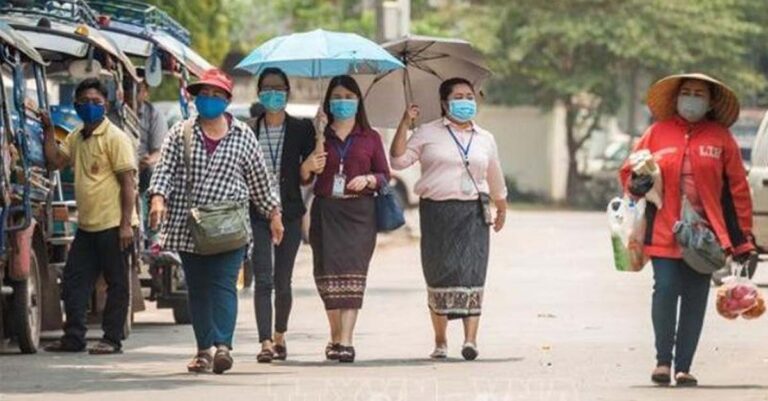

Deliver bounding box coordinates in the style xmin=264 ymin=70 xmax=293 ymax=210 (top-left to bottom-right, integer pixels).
xmin=326 ymin=309 xmax=342 ymax=344
xmin=251 ymin=217 xmax=275 ymax=346
xmin=339 ymin=309 xmax=360 ymax=346
xmin=462 ymin=316 xmax=480 ymax=345
xmin=210 ymin=248 xmax=246 ymax=349
xmin=674 ymin=264 xmax=711 ymax=374
xmin=429 ymin=310 xmax=448 ymax=347
xmin=273 ymin=218 xmax=303 ymax=345
xmin=179 ymin=253 xmax=214 ymax=351
xmin=651 ymin=258 xmax=683 ymax=368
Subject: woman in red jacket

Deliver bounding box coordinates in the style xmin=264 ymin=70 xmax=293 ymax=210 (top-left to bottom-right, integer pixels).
xmin=620 ymin=73 xmax=756 ymax=387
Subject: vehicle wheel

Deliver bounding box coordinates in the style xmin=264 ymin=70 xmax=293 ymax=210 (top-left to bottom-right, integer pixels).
xmin=172 ymin=301 xmax=191 ymax=324
xmin=12 ymin=249 xmax=42 ymax=354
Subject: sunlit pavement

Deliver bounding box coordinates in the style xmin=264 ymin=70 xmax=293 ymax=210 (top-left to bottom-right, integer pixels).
xmin=1 ymin=210 xmax=768 ymax=401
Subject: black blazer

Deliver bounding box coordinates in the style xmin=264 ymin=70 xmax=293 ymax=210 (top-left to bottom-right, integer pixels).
xmin=248 ymin=113 xmax=316 ymax=221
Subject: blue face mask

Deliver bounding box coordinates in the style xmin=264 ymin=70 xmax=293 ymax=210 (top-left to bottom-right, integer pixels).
xmin=329 ymin=99 xmax=359 ymax=121
xmin=74 ymin=102 xmax=106 ymax=125
xmin=195 ymin=95 xmax=229 ymax=119
xmin=259 ymin=90 xmax=288 ymax=113
xmin=448 ymin=99 xmax=477 ymax=123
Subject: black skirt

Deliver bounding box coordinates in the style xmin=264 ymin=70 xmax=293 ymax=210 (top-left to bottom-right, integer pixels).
xmin=310 ymin=196 xmax=376 ymax=310
xmin=420 ymin=198 xmax=490 ymax=319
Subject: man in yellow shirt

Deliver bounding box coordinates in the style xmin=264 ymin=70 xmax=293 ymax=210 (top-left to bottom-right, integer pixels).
xmin=40 ymin=78 xmax=137 ymax=354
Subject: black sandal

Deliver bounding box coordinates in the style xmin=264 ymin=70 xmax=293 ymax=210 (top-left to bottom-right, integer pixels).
xmin=339 ymin=346 xmax=356 ymax=363
xmin=187 ymin=351 xmax=213 ymax=373
xmin=651 ymin=366 xmax=672 ymax=386
xmin=88 ymin=340 xmax=123 ymax=355
xmin=274 ymin=343 xmax=287 ymax=361
xmin=325 ymin=342 xmax=341 ymax=361
xmin=213 ymin=346 xmax=233 ymax=374
xmin=44 ymin=339 xmax=85 ymax=353
xmin=675 ymin=372 xmax=698 ymax=387
xmin=257 ymin=348 xmax=274 ymax=363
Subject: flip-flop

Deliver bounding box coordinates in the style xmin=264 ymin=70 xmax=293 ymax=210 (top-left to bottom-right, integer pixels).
xmin=187 ymin=351 xmax=213 ymax=373
xmin=675 ymin=372 xmax=698 ymax=387
xmin=257 ymin=348 xmax=274 ymax=363
xmin=213 ymin=346 xmax=233 ymax=374
xmin=651 ymin=366 xmax=672 ymax=386
xmin=88 ymin=340 xmax=123 ymax=355
xmin=273 ymin=344 xmax=287 ymax=361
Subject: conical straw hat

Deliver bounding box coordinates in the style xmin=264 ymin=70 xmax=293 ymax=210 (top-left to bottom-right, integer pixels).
xmin=646 ymin=73 xmax=740 ymax=127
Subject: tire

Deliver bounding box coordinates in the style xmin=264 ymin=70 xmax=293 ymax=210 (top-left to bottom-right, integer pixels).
xmin=172 ymin=301 xmax=191 ymax=324
xmin=12 ymin=249 xmax=42 ymax=354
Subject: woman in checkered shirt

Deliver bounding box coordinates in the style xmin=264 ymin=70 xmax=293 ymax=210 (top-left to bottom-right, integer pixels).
xmin=148 ymin=69 xmax=283 ymax=374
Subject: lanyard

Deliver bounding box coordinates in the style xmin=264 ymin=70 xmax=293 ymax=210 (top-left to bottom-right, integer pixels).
xmin=446 ymin=125 xmax=475 ymax=165
xmin=334 ymin=135 xmax=355 ymax=172
xmin=261 ymin=119 xmax=286 ymax=174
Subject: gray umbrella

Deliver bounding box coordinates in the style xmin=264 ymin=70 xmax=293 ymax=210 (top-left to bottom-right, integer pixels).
xmin=363 ymin=35 xmax=492 ymax=128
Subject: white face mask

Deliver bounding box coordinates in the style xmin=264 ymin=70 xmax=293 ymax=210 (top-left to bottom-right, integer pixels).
xmin=677 ymin=95 xmax=710 ymax=123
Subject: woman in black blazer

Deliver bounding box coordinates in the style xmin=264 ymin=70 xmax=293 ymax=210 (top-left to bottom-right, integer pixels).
xmin=248 ymin=68 xmax=327 ymax=362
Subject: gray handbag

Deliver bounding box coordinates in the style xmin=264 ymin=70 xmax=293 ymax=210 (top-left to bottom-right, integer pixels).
xmin=182 ymin=121 xmax=250 ymax=255
xmin=673 ymin=197 xmax=726 ymax=274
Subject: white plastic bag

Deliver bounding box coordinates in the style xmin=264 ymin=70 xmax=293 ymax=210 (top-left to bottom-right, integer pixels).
xmin=607 ymin=196 xmax=649 ymax=272
xmin=629 ymin=150 xmax=663 ymax=209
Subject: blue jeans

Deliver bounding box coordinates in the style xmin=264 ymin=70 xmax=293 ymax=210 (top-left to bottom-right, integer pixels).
xmin=180 ymin=248 xmax=245 ymax=350
xmin=651 ymin=258 xmax=711 ymax=373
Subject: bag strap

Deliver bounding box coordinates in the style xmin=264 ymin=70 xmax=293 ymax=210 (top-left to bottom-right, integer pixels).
xmin=182 ymin=119 xmax=194 ymax=209
xmin=446 ymin=125 xmax=485 ymax=199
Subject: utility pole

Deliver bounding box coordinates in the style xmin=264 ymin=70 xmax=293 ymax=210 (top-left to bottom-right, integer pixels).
xmin=375 ymin=0 xmax=385 ymax=42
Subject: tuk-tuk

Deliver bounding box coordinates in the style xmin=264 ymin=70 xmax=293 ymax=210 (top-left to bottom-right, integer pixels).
xmin=0 ymin=20 xmax=57 ymax=354
xmin=1 ymin=0 xmax=146 ymax=337
xmin=86 ymin=0 xmax=215 ymax=324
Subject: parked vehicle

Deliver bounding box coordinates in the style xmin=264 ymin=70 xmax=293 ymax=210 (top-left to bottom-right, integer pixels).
xmin=0 ymin=20 xmax=58 ymax=354
xmin=749 ymin=110 xmax=768 ymax=254
xmin=1 ymin=0 xmax=146 ymax=337
xmin=733 ymin=108 xmax=763 ymax=169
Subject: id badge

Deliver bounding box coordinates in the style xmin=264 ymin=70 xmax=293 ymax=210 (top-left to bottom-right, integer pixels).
xmin=461 ymin=170 xmax=474 ymax=195
xmin=332 ymin=173 xmax=347 ymax=198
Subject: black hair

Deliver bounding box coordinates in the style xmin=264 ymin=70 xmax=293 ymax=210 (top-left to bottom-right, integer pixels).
xmin=257 ymin=67 xmax=290 ymax=93
xmin=74 ymin=78 xmax=108 ymax=100
xmin=439 ymin=77 xmax=475 ymax=116
xmin=322 ymin=75 xmax=371 ymax=130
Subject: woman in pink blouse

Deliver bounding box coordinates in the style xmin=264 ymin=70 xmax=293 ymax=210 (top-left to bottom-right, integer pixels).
xmin=390 ymin=78 xmax=507 ymax=361
xmin=310 ymin=75 xmax=391 ymax=363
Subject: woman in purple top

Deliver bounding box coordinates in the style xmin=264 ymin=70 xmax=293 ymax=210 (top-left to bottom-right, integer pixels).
xmin=309 ymin=75 xmax=390 ymax=363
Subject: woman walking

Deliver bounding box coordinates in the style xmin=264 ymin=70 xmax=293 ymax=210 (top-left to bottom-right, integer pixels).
xmin=390 ymin=78 xmax=507 ymax=360
xmin=620 ymin=73 xmax=755 ymax=386
xmin=309 ymin=75 xmax=390 ymax=363
xmin=248 ymin=68 xmax=325 ymax=363
xmin=148 ymin=69 xmax=284 ymax=374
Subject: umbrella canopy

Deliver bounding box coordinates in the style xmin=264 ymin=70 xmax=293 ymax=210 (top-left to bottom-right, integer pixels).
xmin=364 ymin=35 xmax=492 ymax=128
xmin=235 ymin=29 xmax=404 ymax=78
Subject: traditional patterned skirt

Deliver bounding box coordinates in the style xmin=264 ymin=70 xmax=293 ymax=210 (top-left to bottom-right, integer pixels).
xmin=310 ymin=196 xmax=376 ymax=310
xmin=420 ymin=198 xmax=490 ymax=319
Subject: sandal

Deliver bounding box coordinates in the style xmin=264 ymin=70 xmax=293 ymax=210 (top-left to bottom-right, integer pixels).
xmin=44 ymin=339 xmax=85 ymax=353
xmin=213 ymin=345 xmax=234 ymax=374
xmin=274 ymin=343 xmax=287 ymax=361
xmin=461 ymin=343 xmax=478 ymax=361
xmin=257 ymin=348 xmax=274 ymax=364
xmin=88 ymin=340 xmax=123 ymax=355
xmin=339 ymin=346 xmax=356 ymax=363
xmin=187 ymin=350 xmax=213 ymax=373
xmin=325 ymin=342 xmax=341 ymax=361
xmin=675 ymin=372 xmax=698 ymax=387
xmin=651 ymin=365 xmax=671 ymax=386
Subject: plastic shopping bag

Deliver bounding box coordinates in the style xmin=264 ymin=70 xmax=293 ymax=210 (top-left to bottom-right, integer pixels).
xmin=628 ymin=150 xmax=663 ymax=209
xmin=715 ymin=262 xmax=766 ymax=320
xmin=607 ymin=196 xmax=649 ymax=272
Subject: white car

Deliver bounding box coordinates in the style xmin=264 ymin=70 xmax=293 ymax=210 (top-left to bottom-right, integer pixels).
xmin=749 ymin=111 xmax=768 ymax=253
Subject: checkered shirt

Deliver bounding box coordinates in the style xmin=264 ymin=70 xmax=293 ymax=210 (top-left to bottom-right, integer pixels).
xmin=147 ymin=116 xmax=280 ymax=253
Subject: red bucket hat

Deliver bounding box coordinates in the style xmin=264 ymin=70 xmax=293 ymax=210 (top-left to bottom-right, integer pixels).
xmin=187 ymin=68 xmax=234 ymax=97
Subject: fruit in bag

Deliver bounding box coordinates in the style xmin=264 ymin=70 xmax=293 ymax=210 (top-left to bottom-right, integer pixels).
xmin=607 ymin=197 xmax=648 ymax=272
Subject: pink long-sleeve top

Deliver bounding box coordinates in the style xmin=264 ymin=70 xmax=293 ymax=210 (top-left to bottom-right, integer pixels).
xmin=391 ymin=118 xmax=507 ymax=201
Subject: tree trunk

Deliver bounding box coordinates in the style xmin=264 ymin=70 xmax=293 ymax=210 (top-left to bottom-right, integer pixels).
xmin=564 ymin=98 xmax=581 ymax=203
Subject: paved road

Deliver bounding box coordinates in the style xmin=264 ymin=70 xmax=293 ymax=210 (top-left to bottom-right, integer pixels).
xmin=1 ymin=210 xmax=767 ymax=401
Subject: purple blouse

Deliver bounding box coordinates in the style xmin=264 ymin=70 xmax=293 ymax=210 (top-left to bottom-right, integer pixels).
xmin=313 ymin=125 xmax=391 ymax=198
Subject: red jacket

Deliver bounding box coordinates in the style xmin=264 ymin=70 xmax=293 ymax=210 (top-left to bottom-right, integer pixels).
xmin=619 ymin=117 xmax=754 ymax=259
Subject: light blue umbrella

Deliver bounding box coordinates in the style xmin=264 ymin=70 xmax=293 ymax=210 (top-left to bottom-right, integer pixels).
xmin=235 ymin=29 xmax=404 ymax=77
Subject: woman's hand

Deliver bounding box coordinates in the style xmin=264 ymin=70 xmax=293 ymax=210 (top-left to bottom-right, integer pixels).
xmin=402 ymin=104 xmax=420 ymax=125
xmin=302 ymin=150 xmax=328 ymax=175
xmin=270 ymin=210 xmax=285 ymax=245
xmin=314 ymin=108 xmax=328 ymax=134
xmin=493 ymin=199 xmax=507 ymax=232
xmin=149 ymin=196 xmax=167 ymax=231
xmin=347 ymin=175 xmax=375 ymax=192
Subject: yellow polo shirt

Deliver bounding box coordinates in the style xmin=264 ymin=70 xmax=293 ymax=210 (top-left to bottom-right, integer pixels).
xmin=61 ymin=119 xmax=139 ymax=232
